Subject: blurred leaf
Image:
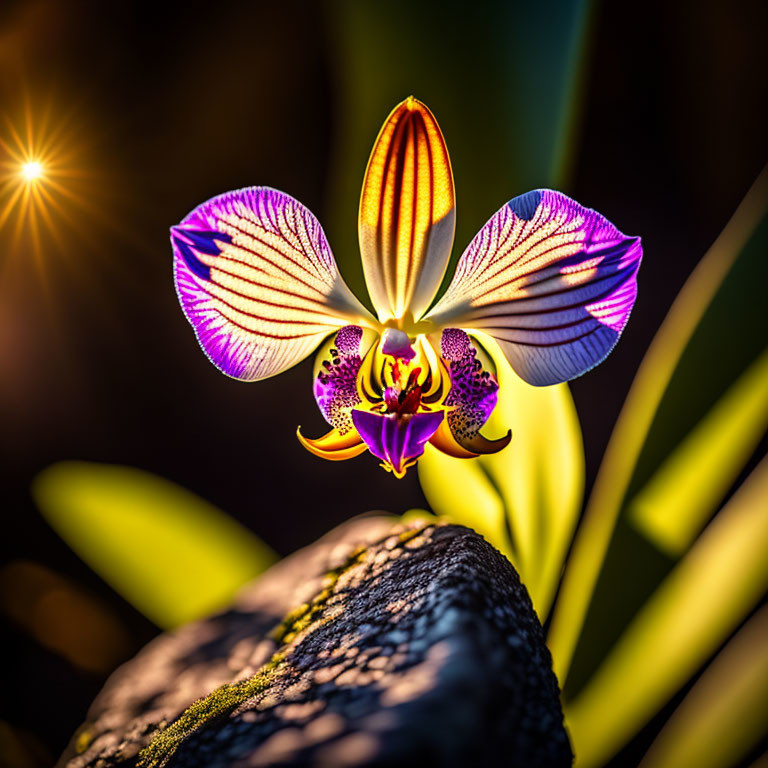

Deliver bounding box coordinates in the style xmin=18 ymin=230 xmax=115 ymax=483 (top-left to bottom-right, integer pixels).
xmin=419 ymin=336 xmax=584 ymax=619
xmin=33 ymin=462 xmax=277 ymax=628
xmin=548 ymin=167 xmax=768 ymax=685
xmin=631 ymin=347 xmax=768 ymax=555
xmin=638 ymin=605 xmax=768 ymax=768
xmin=325 ymin=0 xmax=594 ymax=304
xmin=0 ymin=560 xmax=130 ymax=674
xmin=565 ymin=455 xmax=768 ymax=768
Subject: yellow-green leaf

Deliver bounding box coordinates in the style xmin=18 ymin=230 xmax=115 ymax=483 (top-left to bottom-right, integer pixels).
xmin=33 ymin=462 xmax=277 ymax=628
xmin=638 ymin=604 xmax=768 ymax=768
xmin=631 ymin=347 xmax=768 ymax=555
xmin=548 ymin=167 xmax=768 ymax=685
xmin=477 ymin=334 xmax=584 ymax=617
xmin=565 ymin=455 xmax=768 ymax=768
xmin=418 ymin=444 xmax=512 ymax=563
xmin=418 ymin=335 xmax=584 ymax=619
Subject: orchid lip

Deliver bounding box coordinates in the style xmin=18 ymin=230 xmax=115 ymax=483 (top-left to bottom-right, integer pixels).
xmin=351 ymin=409 xmax=444 ymax=478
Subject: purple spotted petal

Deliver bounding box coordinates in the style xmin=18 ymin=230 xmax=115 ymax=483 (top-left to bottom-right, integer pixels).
xmin=352 ymin=409 xmax=444 ymax=477
xmin=441 ymin=328 xmax=499 ymax=442
xmin=425 ymin=189 xmax=642 ymax=386
xmin=314 ymin=326 xmax=366 ymax=435
xmin=172 ymin=187 xmax=371 ymax=381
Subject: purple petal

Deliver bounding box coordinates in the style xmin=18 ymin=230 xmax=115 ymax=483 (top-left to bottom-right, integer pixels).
xmin=172 ymin=187 xmax=371 ymax=381
xmin=441 ymin=328 xmax=499 ymax=442
xmin=351 ymin=409 xmax=444 ymax=477
xmin=313 ymin=326 xmax=366 ymax=435
xmin=425 ymin=189 xmax=642 ymax=386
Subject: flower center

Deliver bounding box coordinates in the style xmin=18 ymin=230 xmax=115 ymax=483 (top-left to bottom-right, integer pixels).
xmin=383 ymin=362 xmax=423 ymax=415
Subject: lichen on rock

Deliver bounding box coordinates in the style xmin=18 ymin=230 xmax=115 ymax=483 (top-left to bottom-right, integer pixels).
xmin=60 ymin=517 xmax=572 ymax=768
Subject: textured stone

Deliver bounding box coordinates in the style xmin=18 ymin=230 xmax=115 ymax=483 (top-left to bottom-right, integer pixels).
xmin=59 ymin=516 xmax=572 ymax=767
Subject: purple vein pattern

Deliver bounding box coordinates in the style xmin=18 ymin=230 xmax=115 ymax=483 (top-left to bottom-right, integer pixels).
xmin=172 ymin=187 xmax=367 ymax=381
xmin=425 ymin=189 xmax=642 ymax=386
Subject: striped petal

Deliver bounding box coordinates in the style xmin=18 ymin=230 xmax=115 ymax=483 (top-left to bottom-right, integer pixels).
xmin=425 ymin=190 xmax=642 ymax=386
xmin=359 ymin=97 xmax=456 ymax=324
xmin=173 ymin=187 xmax=373 ymax=381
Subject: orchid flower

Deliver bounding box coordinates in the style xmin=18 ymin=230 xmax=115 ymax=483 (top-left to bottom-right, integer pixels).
xmin=171 ymin=97 xmax=642 ymax=478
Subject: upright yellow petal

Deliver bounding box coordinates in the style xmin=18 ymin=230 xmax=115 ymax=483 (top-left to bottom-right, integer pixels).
xmin=359 ymin=97 xmax=455 ymax=324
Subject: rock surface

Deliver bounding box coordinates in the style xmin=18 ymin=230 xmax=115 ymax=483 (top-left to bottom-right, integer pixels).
xmin=59 ymin=516 xmax=572 ymax=767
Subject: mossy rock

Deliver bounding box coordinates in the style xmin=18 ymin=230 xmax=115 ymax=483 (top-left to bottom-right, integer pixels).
xmin=60 ymin=516 xmax=571 ymax=767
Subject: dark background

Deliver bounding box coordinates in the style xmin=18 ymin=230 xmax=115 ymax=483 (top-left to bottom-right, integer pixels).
xmin=1 ymin=0 xmax=766 ymax=764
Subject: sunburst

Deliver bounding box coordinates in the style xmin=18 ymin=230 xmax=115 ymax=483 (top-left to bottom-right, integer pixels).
xmin=21 ymin=159 xmax=44 ymax=181
xmin=0 ymin=95 xmax=109 ymax=283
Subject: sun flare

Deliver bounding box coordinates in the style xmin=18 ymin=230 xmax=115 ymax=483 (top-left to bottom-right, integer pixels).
xmin=0 ymin=97 xmax=110 ymax=279
xmin=20 ymin=160 xmax=44 ymax=182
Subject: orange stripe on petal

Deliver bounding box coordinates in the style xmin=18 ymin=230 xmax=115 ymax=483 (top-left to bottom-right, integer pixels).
xmin=359 ymin=97 xmax=455 ymax=324
xmin=296 ymin=426 xmax=368 ymax=461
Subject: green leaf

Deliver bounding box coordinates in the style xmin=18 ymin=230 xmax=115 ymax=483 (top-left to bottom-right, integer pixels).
xmin=477 ymin=334 xmax=584 ymax=617
xmin=548 ymin=167 xmax=768 ymax=686
xmin=418 ymin=445 xmax=512 ymax=563
xmin=565 ymin=455 xmax=768 ymax=768
xmin=631 ymin=348 xmax=768 ymax=555
xmin=638 ymin=605 xmax=768 ymax=768
xmin=33 ymin=462 xmax=277 ymax=628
